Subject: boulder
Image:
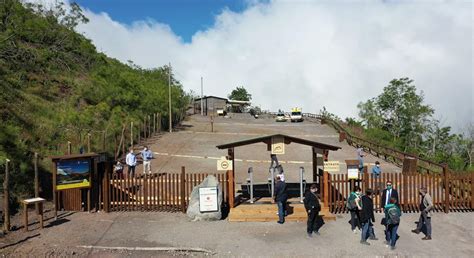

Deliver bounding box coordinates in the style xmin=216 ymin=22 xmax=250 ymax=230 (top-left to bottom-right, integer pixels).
xmin=186 ymin=175 xmax=222 ymax=221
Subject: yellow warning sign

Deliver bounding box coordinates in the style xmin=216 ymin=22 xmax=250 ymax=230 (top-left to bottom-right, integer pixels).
xmin=271 ymin=136 xmax=285 ymax=155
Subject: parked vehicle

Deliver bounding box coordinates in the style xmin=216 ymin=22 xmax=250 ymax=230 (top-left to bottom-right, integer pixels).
xmin=276 ymin=112 xmax=287 ymax=122
xmin=290 ymin=108 xmax=304 ymax=122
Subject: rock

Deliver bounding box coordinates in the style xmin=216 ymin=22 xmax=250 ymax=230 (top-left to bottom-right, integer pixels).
xmin=186 ymin=175 xmax=222 ymax=221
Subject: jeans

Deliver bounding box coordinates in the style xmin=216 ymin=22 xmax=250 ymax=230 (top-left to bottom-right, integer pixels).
xmin=361 ymin=222 xmax=372 ymax=241
xmin=416 ymin=212 xmax=432 ymax=236
xmin=350 ymin=210 xmax=361 ymax=230
xmin=385 ymin=224 xmax=399 ymax=247
xmin=128 ymin=165 xmax=136 ymax=177
xmin=277 ymin=201 xmax=285 ymax=223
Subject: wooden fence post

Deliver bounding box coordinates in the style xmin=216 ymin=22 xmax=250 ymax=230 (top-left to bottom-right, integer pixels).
xmin=34 ymin=153 xmax=39 ymax=214
xmin=87 ymin=133 xmax=91 ymax=153
xmin=471 ymin=171 xmax=474 ymax=210
xmin=104 ymin=162 xmax=110 ymax=213
xmin=67 ymin=141 xmax=72 ymax=155
xmin=227 ymin=170 xmax=235 ymax=208
xmin=323 ymin=171 xmax=329 ymax=206
xmin=443 ymin=164 xmax=449 ymax=213
xmin=3 ymin=159 xmax=10 ymax=232
xmin=363 ymin=166 xmax=369 ymax=192
xmin=181 ymin=166 xmax=186 ymax=213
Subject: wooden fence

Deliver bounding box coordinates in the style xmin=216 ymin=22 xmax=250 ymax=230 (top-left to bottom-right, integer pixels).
xmin=327 ymin=171 xmax=473 ymax=213
xmin=102 ymin=168 xmax=228 ymax=212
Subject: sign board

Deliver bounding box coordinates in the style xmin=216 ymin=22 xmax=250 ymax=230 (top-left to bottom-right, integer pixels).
xmin=324 ymin=161 xmax=340 ymax=172
xmin=56 ymin=159 xmax=91 ymax=190
xmin=217 ymin=158 xmax=233 ymax=171
xmin=271 ymin=136 xmax=285 ymax=155
xmin=348 ymin=168 xmax=359 ymax=179
xmin=199 ymin=187 xmax=219 ymax=212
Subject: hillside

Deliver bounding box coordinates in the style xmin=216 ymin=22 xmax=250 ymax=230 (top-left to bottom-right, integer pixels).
xmin=0 ymin=0 xmax=190 ymax=197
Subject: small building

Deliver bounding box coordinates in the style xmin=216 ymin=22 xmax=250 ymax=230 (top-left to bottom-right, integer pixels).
xmin=194 ymin=96 xmax=228 ymax=116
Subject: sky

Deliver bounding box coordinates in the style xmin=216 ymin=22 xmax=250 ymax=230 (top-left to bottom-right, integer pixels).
xmin=29 ymin=0 xmax=473 ymax=132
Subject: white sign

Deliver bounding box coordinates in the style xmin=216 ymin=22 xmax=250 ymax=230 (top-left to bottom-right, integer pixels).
xmin=271 ymin=136 xmax=285 ymax=155
xmin=199 ymin=187 xmax=218 ymax=212
xmin=348 ymin=168 xmax=359 ymax=179
xmin=324 ymin=161 xmax=340 ymax=172
xmin=217 ymin=158 xmax=233 ymax=171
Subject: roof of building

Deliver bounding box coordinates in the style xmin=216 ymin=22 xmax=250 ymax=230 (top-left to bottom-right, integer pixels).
xmin=216 ymin=134 xmax=341 ymax=150
xmin=194 ymin=96 xmax=228 ymax=101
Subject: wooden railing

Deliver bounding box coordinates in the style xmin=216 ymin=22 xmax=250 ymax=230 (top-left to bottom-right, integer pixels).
xmin=102 ymin=168 xmax=228 ymax=213
xmin=326 ymin=170 xmax=473 ymax=213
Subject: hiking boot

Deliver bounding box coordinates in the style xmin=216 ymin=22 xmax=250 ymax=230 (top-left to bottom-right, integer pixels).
xmin=360 ymin=240 xmax=370 ymax=245
xmin=411 ymin=229 xmax=420 ymax=234
xmin=277 ymin=221 xmax=284 ymax=224
xmin=369 ymin=237 xmax=379 ymax=241
xmin=352 ymin=229 xmax=357 ymax=234
xmin=422 ymin=236 xmax=432 ymax=240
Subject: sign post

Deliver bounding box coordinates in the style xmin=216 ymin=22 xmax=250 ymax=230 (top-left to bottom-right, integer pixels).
xmin=271 ymin=136 xmax=285 ymax=155
xmin=217 ymin=157 xmax=233 ymax=171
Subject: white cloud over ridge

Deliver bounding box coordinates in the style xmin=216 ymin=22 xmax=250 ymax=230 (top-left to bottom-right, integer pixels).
xmin=54 ymin=1 xmax=474 ymax=131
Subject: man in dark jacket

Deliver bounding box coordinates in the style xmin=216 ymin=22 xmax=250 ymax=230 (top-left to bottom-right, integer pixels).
xmin=304 ymin=184 xmax=321 ymax=237
xmin=381 ymin=181 xmax=399 ymax=210
xmin=274 ymin=175 xmax=288 ymax=224
xmin=360 ymin=189 xmax=377 ymax=245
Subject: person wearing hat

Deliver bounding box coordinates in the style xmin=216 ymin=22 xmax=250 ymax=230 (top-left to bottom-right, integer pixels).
xmin=274 ymin=175 xmax=288 ymax=224
xmin=304 ymin=184 xmax=321 ymax=237
xmin=411 ymin=187 xmax=434 ymax=240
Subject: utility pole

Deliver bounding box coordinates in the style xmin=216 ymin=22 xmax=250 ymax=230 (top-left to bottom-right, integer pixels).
xmin=168 ymin=62 xmax=172 ymax=133
xmin=201 ymin=76 xmax=204 ymax=116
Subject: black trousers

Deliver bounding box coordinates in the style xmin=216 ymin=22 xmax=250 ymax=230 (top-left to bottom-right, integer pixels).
xmin=307 ymin=210 xmax=320 ymax=233
xmin=128 ymin=165 xmax=136 ymax=177
xmin=350 ymin=209 xmax=361 ymax=230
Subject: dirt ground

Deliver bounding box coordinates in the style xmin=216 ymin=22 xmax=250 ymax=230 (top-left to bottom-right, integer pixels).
xmin=1 ymin=207 xmax=473 ymax=257
xmin=1 ymin=114 xmax=471 ymax=257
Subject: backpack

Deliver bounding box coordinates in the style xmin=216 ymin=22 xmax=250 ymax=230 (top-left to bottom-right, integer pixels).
xmin=346 ymin=194 xmax=357 ymax=210
xmin=387 ymin=207 xmax=400 ymax=225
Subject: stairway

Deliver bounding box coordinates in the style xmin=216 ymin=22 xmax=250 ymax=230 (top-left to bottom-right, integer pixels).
xmin=228 ymin=200 xmax=336 ymax=222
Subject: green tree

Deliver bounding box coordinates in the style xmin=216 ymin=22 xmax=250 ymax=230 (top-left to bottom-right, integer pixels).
xmin=228 ymin=86 xmax=252 ymax=101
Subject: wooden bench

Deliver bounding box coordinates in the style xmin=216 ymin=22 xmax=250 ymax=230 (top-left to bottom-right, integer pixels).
xmin=22 ymin=197 xmax=46 ymax=232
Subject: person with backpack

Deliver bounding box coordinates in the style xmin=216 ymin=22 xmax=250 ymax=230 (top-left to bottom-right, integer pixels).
xmin=304 ymin=184 xmax=321 ymax=237
xmin=347 ymin=186 xmax=362 ymax=233
xmin=360 ymin=189 xmax=378 ymax=245
xmin=274 ymin=175 xmax=288 ymax=224
xmin=384 ymin=197 xmax=402 ymax=250
xmin=411 ymin=187 xmax=434 ymax=240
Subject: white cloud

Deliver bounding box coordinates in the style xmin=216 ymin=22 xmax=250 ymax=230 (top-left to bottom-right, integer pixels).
xmin=39 ymin=0 xmax=474 ymax=131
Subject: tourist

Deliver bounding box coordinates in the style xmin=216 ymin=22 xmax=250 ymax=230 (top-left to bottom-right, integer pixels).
xmin=372 ymin=161 xmax=382 ymax=178
xmin=360 ymin=189 xmax=377 ymax=245
xmin=125 ymin=148 xmax=137 ymax=177
xmin=304 ymin=184 xmax=321 ymax=237
xmin=141 ymin=146 xmax=153 ymax=174
xmin=384 ymin=197 xmax=401 ymax=250
xmin=113 ymin=161 xmax=124 ymax=178
xmin=347 ymin=186 xmax=362 ymax=233
xmin=411 ymin=187 xmax=434 ymax=240
xmin=381 ymin=181 xmax=399 ymax=209
xmin=274 ymin=175 xmax=288 ymax=224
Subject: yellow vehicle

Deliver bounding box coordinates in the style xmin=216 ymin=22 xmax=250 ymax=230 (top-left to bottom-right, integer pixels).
xmin=290 ymin=108 xmax=303 ymax=122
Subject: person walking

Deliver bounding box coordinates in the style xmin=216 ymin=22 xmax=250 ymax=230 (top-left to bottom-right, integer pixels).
xmin=384 ymin=197 xmax=401 ymax=250
xmin=360 ymin=189 xmax=378 ymax=245
xmin=304 ymin=184 xmax=321 ymax=237
xmin=411 ymin=187 xmax=434 ymax=240
xmin=274 ymin=175 xmax=288 ymax=224
xmin=381 ymin=181 xmax=399 ymax=209
xmin=141 ymin=146 xmax=153 ymax=174
xmin=125 ymin=148 xmax=137 ymax=177
xmin=347 ymin=186 xmax=362 ymax=233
